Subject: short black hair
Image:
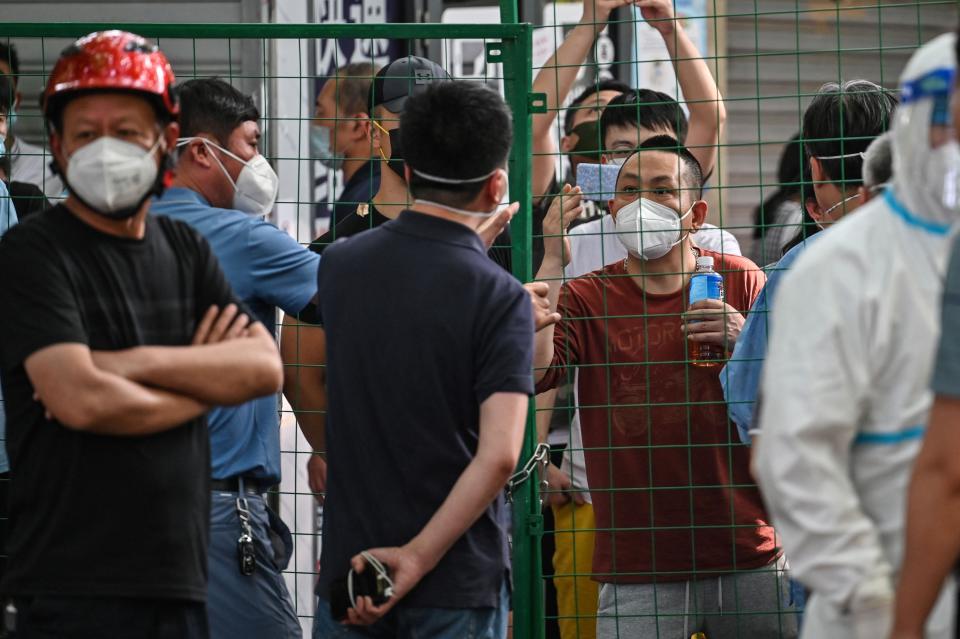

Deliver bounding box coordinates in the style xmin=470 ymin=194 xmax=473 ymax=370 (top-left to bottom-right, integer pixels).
xmin=628 ymin=134 xmax=704 ymax=199
xmin=0 ymin=74 xmax=13 ymax=115
xmin=564 ymin=79 xmax=631 ymax=135
xmin=803 ymin=79 xmax=898 ymax=187
xmin=402 ymin=82 xmax=513 ymax=208
xmin=178 ymin=78 xmax=259 ymax=145
xmin=0 ymin=41 xmax=19 ymax=80
xmin=600 ymin=89 xmax=688 ymax=147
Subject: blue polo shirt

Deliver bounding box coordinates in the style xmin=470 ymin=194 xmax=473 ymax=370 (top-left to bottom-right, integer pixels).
xmin=0 ymin=181 xmax=18 ymax=474
xmin=316 ymin=210 xmax=534 ymax=609
xmin=152 ymin=187 xmax=320 ymax=483
xmin=721 ymin=232 xmax=822 ymax=444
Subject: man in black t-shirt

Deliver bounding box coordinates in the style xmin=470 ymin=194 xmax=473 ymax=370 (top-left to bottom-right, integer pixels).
xmin=309 ymin=80 xmax=552 ymax=639
xmin=0 ymin=32 xmax=282 ymax=638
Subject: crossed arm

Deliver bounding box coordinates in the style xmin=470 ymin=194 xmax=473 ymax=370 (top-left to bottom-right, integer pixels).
xmin=26 ymin=304 xmax=284 ymax=436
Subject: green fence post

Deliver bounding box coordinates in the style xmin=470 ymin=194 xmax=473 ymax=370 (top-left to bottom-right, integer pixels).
xmin=500 ymin=0 xmax=519 ymax=23
xmin=500 ymin=22 xmax=544 ymax=639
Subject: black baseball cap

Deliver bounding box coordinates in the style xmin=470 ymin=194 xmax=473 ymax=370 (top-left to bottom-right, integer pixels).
xmin=369 ymin=56 xmax=451 ymax=115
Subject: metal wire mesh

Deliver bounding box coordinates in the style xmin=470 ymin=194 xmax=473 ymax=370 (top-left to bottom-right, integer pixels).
xmin=0 ymin=2 xmax=957 ymax=638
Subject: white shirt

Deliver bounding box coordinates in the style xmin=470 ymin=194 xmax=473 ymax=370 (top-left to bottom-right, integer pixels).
xmin=558 ymin=214 xmax=743 ymax=500
xmin=9 ymin=136 xmax=63 ymax=200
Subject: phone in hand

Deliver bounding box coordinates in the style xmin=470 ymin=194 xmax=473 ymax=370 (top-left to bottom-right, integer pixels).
xmin=329 ymin=552 xmax=395 ymax=621
xmin=575 ymin=162 xmax=621 ymax=203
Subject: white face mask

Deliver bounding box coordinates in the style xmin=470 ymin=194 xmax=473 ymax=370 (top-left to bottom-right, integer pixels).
xmin=178 ymin=137 xmax=279 ymax=216
xmin=66 ymin=136 xmax=162 ymax=219
xmin=614 ymin=197 xmax=693 ymax=261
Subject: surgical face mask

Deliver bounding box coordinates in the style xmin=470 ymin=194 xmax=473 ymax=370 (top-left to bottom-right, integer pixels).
xmin=817 ymin=191 xmax=862 ymax=228
xmin=615 ymin=197 xmax=693 ymax=261
xmin=373 ymin=120 xmax=404 ymax=179
xmin=179 ymin=137 xmax=279 ymax=216
xmin=310 ymin=124 xmax=344 ymax=170
xmin=412 ymin=166 xmax=506 ymax=218
xmin=0 ymin=138 xmax=5 ymax=157
xmin=66 ymin=136 xmax=163 ymax=219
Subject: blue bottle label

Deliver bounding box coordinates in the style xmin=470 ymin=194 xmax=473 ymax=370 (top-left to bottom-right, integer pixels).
xmin=689 ymin=273 xmax=723 ymax=305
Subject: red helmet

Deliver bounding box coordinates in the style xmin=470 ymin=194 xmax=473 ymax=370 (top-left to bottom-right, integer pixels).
xmin=43 ymin=30 xmax=178 ymax=123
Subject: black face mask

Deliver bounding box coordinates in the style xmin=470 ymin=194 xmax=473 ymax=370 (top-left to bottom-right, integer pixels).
xmin=568 ymin=119 xmax=604 ymax=163
xmin=385 ymin=128 xmax=405 ymax=179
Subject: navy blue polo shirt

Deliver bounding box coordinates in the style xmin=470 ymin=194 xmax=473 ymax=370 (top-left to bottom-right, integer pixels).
xmin=316 ymin=210 xmax=534 ymax=609
xmin=331 ymin=160 xmax=380 ymax=229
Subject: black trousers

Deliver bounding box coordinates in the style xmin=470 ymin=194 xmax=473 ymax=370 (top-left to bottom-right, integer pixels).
xmin=9 ymin=596 xmax=208 ymax=639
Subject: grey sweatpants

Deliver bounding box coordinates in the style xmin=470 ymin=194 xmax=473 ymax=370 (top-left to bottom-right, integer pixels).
xmin=596 ymin=557 xmax=798 ymax=639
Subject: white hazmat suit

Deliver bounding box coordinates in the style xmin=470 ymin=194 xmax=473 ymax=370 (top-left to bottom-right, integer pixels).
xmin=754 ymin=33 xmax=960 ymax=639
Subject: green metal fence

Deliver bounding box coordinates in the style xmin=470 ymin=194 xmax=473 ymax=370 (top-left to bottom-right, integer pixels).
xmin=0 ymin=18 xmax=547 ymax=639
xmin=2 ymin=2 xmax=959 ymax=638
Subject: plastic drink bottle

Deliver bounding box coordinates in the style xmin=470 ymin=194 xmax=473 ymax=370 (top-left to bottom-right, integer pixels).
xmin=689 ymin=255 xmax=726 ymax=367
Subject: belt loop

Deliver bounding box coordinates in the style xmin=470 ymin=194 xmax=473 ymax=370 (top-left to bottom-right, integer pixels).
xmin=238 ymin=476 xmax=245 ymax=495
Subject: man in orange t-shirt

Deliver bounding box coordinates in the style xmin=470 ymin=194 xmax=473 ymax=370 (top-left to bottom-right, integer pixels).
xmin=533 ymin=136 xmax=797 ymax=638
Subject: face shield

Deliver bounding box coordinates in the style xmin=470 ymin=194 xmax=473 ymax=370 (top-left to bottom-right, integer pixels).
xmin=891 ymin=33 xmax=960 ymax=223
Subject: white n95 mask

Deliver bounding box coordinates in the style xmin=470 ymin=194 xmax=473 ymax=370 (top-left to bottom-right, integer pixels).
xmin=66 ymin=136 xmax=162 ymax=219
xmin=178 ymin=137 xmax=279 ymax=216
xmin=615 ymin=197 xmax=693 ymax=261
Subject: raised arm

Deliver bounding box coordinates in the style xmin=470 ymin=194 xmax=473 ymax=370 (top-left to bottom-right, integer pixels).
xmin=26 ymin=343 xmax=208 ymax=436
xmin=532 ymin=0 xmax=628 ymax=200
xmin=637 ymin=0 xmax=726 ymax=176
xmin=92 ymin=304 xmax=283 ymax=406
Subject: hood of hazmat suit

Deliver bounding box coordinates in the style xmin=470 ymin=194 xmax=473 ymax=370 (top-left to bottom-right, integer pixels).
xmin=753 ymin=32 xmax=959 ymax=639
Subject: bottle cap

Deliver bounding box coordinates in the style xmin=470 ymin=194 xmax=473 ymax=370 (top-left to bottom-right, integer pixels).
xmin=695 ymin=256 xmax=714 ymax=271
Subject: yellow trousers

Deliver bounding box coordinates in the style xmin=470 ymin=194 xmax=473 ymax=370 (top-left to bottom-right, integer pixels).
xmin=551 ymin=501 xmax=598 ymax=639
